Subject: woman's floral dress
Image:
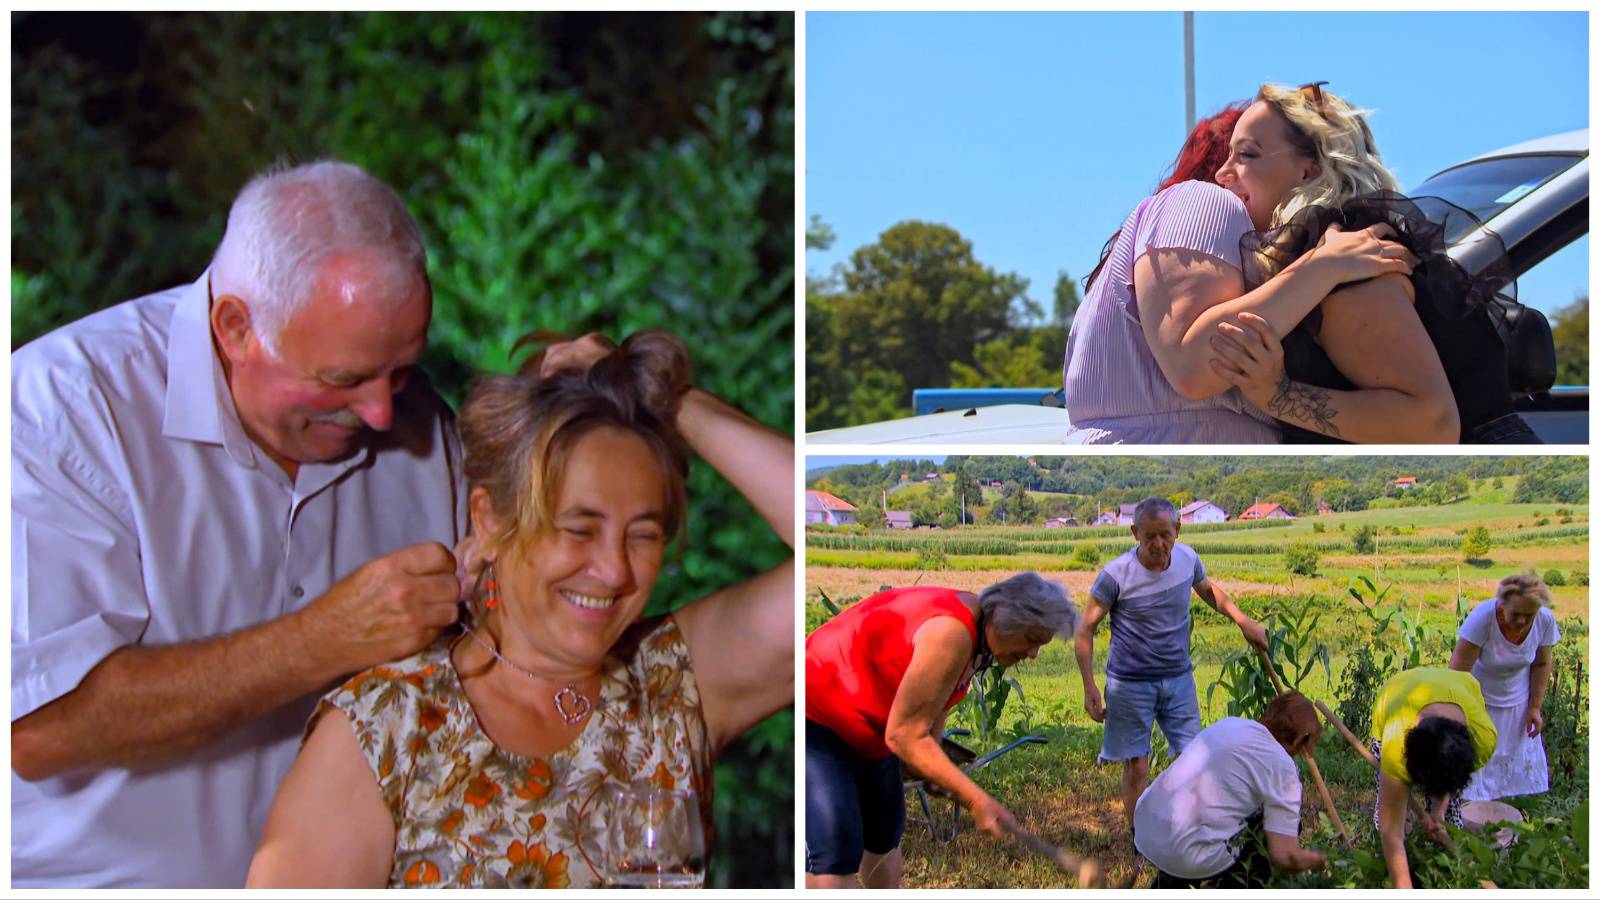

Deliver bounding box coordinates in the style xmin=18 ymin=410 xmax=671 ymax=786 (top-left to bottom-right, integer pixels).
xmin=316 ymin=616 xmax=711 ymax=888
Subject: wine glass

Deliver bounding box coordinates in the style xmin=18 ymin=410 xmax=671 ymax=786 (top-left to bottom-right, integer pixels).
xmin=601 ymin=782 xmax=707 ymax=888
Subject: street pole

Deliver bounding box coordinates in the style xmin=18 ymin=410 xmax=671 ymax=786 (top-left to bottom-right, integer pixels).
xmin=1183 ymin=12 xmax=1195 ymax=133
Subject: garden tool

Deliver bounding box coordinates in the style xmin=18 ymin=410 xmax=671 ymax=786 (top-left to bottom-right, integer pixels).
xmin=1000 ymin=820 xmax=1108 ymax=888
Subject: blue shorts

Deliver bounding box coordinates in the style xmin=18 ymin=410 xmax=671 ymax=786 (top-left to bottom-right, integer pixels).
xmin=1100 ymin=670 xmax=1202 ymax=762
xmin=805 ymin=718 xmax=906 ymax=875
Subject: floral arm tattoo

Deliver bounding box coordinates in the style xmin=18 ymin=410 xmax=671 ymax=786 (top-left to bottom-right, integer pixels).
xmin=1267 ymin=375 xmax=1342 ymax=438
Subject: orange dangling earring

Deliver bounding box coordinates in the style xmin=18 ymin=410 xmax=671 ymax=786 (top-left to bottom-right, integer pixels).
xmin=483 ymin=564 xmax=499 ymax=610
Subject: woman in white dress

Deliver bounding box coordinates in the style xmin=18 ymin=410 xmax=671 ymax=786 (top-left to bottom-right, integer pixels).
xmin=1448 ymin=574 xmax=1560 ymax=800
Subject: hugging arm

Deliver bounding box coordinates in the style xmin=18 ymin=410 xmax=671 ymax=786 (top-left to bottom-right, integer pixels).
xmin=1208 ymin=276 xmax=1460 ymax=443
xmin=1136 ymin=223 xmax=1415 ymax=401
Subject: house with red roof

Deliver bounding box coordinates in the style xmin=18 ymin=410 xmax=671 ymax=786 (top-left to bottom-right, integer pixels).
xmin=805 ymin=490 xmax=858 ymax=526
xmin=1239 ymin=502 xmax=1294 ymax=521
xmin=1394 ymin=476 xmax=1418 ymax=489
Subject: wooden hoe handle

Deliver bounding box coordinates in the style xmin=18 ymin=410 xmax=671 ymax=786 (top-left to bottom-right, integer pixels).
xmin=1253 ymin=648 xmax=1350 ymax=843
xmin=1001 ymin=822 xmax=1107 ymax=888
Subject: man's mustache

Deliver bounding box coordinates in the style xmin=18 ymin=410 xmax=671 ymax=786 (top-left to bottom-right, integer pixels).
xmin=312 ymin=409 xmax=366 ymax=429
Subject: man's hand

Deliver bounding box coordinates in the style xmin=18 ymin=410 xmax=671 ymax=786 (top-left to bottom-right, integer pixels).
xmin=1525 ymin=707 xmax=1545 ymax=738
xmin=297 ymin=542 xmax=461 ymax=675
xmin=1239 ymin=617 xmax=1270 ymax=652
xmin=1084 ymin=683 xmax=1107 ymax=723
xmin=971 ymin=793 xmax=1018 ymax=839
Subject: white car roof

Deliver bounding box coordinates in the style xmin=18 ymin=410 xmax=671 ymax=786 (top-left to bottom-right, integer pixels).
xmin=1456 ymin=129 xmax=1588 ymax=165
xmin=808 ymin=405 xmax=1069 ymax=444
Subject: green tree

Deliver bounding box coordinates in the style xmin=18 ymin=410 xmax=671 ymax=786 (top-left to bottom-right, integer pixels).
xmin=808 ymin=221 xmax=1028 ymax=426
xmin=1462 ymin=525 xmax=1492 ymax=561
xmin=1284 ymin=542 xmax=1320 ymax=577
xmin=1352 ymin=524 xmax=1377 ymax=555
xmin=1444 ymin=474 xmax=1471 ymax=501
xmin=1551 ymin=295 xmax=1588 ymax=387
xmin=1007 ymin=483 xmax=1040 ymax=524
xmin=805 ymin=214 xmax=835 ymax=251
xmin=855 ymin=500 xmax=885 ymax=530
xmin=1264 ymin=492 xmax=1302 ymax=517
xmin=947 ymin=331 xmax=1059 ymax=388
xmin=1052 ymin=270 xmax=1081 ymax=328
xmin=952 ymin=465 xmax=983 ymax=523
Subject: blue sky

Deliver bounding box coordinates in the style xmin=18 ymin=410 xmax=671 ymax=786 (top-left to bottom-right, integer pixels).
xmin=806 ymin=11 xmax=1588 ymax=317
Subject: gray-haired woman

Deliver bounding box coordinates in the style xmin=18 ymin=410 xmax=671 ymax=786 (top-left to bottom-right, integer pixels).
xmin=804 ymin=572 xmax=1078 ymax=889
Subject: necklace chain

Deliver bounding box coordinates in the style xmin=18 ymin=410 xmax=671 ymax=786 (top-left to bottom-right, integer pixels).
xmin=465 ymin=626 xmax=595 ymax=726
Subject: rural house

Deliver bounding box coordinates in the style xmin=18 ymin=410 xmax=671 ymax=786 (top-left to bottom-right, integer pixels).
xmin=1178 ymin=500 xmax=1227 ymax=524
xmin=805 ymin=490 xmax=858 ymax=526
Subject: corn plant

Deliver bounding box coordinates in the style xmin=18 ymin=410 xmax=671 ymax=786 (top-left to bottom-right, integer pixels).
xmin=1207 ymin=599 xmax=1332 ymax=719
xmin=950 ymin=666 xmax=1030 ymax=750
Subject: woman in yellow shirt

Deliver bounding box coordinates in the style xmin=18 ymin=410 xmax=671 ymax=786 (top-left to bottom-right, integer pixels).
xmin=1368 ymin=667 xmax=1496 ymax=889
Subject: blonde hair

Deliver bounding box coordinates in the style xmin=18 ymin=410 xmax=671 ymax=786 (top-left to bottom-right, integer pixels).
xmin=1255 ymin=83 xmax=1399 ymax=229
xmin=1244 ymin=85 xmax=1402 ymax=278
xmin=1498 ymin=573 xmax=1554 ymax=608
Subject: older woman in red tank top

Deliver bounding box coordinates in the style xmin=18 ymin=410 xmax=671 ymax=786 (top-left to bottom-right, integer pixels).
xmin=804 ymin=572 xmax=1077 ymax=889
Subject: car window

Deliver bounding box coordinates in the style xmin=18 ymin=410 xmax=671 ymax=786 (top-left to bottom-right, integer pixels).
xmin=1409 ymin=154 xmax=1584 ymax=242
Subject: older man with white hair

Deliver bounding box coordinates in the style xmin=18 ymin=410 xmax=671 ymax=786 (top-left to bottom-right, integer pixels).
xmin=11 ymin=161 xmax=466 ymax=887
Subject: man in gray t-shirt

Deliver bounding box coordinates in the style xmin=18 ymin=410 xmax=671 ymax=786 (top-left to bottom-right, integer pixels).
xmin=1074 ymin=497 xmax=1268 ymax=834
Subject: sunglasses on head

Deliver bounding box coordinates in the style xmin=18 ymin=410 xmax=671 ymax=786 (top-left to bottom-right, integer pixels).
xmin=1299 ymin=80 xmax=1331 ymax=117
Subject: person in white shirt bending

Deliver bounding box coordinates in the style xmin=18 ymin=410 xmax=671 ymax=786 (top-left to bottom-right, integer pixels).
xmin=1133 ymin=692 xmax=1329 ymax=888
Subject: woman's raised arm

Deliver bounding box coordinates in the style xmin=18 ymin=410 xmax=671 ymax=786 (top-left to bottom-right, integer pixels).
xmin=246 ymin=709 xmax=394 ymax=887
xmin=669 ymin=387 xmax=795 ymax=753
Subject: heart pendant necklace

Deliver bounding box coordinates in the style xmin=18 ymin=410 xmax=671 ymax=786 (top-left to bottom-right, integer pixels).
xmin=467 ymin=628 xmax=595 ymax=726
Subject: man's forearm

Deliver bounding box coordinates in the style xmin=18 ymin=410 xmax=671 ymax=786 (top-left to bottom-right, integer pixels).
xmin=1202 ymin=581 xmax=1247 ymax=625
xmin=1074 ymin=635 xmax=1097 ymax=686
xmin=13 ymin=609 xmax=342 ymax=781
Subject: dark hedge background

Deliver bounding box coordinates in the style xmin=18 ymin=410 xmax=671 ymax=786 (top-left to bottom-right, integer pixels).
xmin=11 ymin=11 xmax=794 ymax=888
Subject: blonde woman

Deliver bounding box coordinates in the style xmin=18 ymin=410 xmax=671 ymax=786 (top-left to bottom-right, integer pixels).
xmin=1448 ymin=574 xmax=1561 ymax=800
xmin=1207 ymin=83 xmax=1537 ymax=444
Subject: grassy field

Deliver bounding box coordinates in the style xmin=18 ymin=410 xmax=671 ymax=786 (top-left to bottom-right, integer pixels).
xmin=805 ymin=500 xmax=1590 ymax=888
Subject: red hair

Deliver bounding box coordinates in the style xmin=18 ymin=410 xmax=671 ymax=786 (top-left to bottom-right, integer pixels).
xmin=1083 ymin=102 xmax=1249 ymax=293
xmin=1156 ymin=101 xmax=1248 ymax=192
